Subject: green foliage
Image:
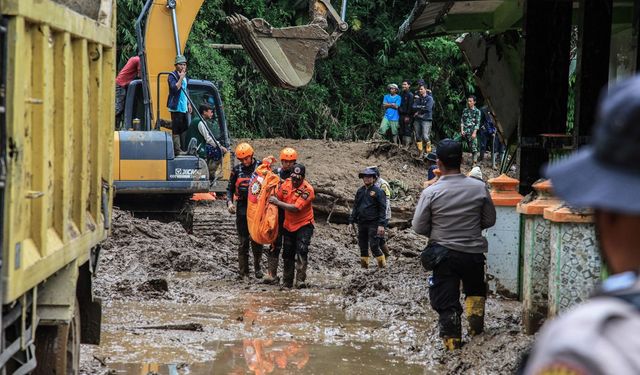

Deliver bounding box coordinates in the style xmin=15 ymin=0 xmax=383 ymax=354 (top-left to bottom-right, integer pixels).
xmin=116 ymin=0 xmax=475 ymax=141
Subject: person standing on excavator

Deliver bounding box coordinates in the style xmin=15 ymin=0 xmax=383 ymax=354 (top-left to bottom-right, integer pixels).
xmin=167 ymin=54 xmax=192 ymax=155
xmin=412 ymin=139 xmax=496 ymax=351
xmin=115 ymin=55 xmax=140 ymax=128
xmin=186 ymin=104 xmax=228 ymax=186
xmin=349 ymin=167 xmax=387 ymax=269
xmin=263 ymin=147 xmax=299 ymax=285
xmin=269 ymin=164 xmax=315 ymax=288
xmin=227 ymin=143 xmax=264 ymax=280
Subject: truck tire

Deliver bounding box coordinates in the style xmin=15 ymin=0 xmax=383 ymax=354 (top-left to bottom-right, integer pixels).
xmin=34 ymin=301 xmax=81 ymax=375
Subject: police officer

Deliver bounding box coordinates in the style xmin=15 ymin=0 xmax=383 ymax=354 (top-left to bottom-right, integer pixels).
xmin=368 ymin=166 xmax=392 ymax=260
xmin=269 ymin=163 xmax=315 ymax=288
xmin=227 ymin=142 xmax=264 ymax=279
xmin=263 ymin=147 xmax=298 ymax=285
xmin=523 ymin=76 xmax=640 ymax=374
xmin=412 ymin=139 xmax=496 ymax=350
xmin=349 ymin=167 xmax=387 ymax=269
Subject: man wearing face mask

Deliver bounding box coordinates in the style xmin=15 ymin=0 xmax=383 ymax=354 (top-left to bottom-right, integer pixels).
xmin=269 ymin=164 xmax=315 ymax=289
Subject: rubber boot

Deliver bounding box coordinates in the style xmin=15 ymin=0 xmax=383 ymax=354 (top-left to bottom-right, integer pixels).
xmin=403 ymin=136 xmax=412 ymax=147
xmin=465 ymin=296 xmax=486 ymax=336
xmin=380 ymin=243 xmax=391 ymax=260
xmin=376 ymin=255 xmax=387 ymax=269
xmin=392 ymin=135 xmax=400 ymax=145
xmin=443 ymin=337 xmax=462 ymax=351
xmin=282 ymin=259 xmax=295 ymax=288
xmin=237 ymin=253 xmax=250 ymax=280
xmin=295 ymin=255 xmax=308 ymax=289
xmin=262 ymin=256 xmax=280 ymax=285
xmin=472 ymin=152 xmax=479 ymax=166
xmin=252 ymin=247 xmax=263 ymax=279
xmin=360 ymin=257 xmax=369 ymax=269
xmin=425 ymin=141 xmax=432 ymax=153
xmin=416 ymin=141 xmax=424 ymax=158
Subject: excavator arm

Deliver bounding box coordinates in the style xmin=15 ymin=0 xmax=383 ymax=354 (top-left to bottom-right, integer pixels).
xmin=227 ymin=0 xmax=348 ymax=89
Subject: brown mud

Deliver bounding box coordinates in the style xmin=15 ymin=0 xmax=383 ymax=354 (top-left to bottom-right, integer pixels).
xmin=82 ymin=139 xmax=530 ymax=374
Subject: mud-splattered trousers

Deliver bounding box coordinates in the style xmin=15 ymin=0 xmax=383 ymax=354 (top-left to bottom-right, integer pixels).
xmin=282 ymin=224 xmax=314 ymax=286
xmin=357 ymin=223 xmax=384 ymax=258
xmin=429 ymin=249 xmax=486 ymax=338
xmin=235 ymin=210 xmax=264 ymax=277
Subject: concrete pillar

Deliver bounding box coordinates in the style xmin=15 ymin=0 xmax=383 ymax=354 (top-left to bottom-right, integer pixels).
xmin=516 ymin=180 xmax=560 ymax=334
xmin=543 ymin=206 xmax=601 ymax=317
xmin=486 ymin=174 xmax=523 ymax=298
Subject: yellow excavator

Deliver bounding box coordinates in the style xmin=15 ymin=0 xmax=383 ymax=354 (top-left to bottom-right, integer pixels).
xmin=112 ymin=0 xmax=348 ymax=226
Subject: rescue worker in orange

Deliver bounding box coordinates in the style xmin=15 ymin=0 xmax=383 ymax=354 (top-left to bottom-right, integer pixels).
xmin=264 ymin=147 xmax=298 ymax=285
xmin=268 ymin=164 xmax=315 ymax=288
xmin=227 ymin=143 xmax=264 ymax=279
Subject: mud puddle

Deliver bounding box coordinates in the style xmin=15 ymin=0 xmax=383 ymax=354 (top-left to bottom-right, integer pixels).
xmin=87 ymin=280 xmax=434 ymax=374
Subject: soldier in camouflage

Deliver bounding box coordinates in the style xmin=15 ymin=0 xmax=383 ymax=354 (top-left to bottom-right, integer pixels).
xmin=454 ymin=95 xmax=482 ymax=165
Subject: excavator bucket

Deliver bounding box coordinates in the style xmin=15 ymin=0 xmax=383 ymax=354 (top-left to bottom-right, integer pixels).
xmin=227 ymin=0 xmax=348 ymax=90
xmin=227 ymin=15 xmax=332 ymax=90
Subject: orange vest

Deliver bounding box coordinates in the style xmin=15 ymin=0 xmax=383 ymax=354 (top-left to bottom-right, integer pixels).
xmin=277 ymin=179 xmax=315 ymax=232
xmin=246 ymin=157 xmax=280 ymax=244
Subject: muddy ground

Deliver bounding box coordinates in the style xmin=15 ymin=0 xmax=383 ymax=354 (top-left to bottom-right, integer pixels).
xmin=81 ymin=140 xmax=531 ymax=374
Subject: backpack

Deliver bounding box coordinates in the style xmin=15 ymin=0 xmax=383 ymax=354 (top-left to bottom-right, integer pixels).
xmin=246 ymin=157 xmax=280 ymax=245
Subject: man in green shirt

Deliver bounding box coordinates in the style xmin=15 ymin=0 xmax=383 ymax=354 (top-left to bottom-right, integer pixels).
xmin=186 ymin=104 xmax=227 ymax=184
xmin=454 ymin=95 xmax=482 ymax=165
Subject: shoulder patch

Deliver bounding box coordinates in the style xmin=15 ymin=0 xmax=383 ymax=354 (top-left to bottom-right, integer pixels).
xmin=369 ymin=190 xmax=376 ymax=197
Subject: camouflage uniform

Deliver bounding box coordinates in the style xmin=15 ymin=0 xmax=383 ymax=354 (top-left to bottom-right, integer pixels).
xmin=454 ymin=107 xmax=482 ymax=159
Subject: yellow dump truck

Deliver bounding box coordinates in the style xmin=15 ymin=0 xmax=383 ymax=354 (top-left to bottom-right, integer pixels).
xmin=0 ymin=0 xmax=114 ymax=372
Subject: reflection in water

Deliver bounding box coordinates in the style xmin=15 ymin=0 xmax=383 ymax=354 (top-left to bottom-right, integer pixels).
xmin=240 ymin=339 xmax=309 ymax=374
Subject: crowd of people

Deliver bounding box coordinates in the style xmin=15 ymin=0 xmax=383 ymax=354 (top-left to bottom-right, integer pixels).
xmin=378 ymin=80 xmax=503 ymax=166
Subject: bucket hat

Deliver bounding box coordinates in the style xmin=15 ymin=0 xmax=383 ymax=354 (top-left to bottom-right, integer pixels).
xmin=545 ymin=75 xmax=640 ymax=213
xmin=387 ymin=83 xmax=398 ymax=90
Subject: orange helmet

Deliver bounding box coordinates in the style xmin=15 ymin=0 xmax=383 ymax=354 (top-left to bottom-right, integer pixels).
xmin=235 ymin=142 xmax=254 ymax=159
xmin=279 ymin=147 xmax=298 ymax=161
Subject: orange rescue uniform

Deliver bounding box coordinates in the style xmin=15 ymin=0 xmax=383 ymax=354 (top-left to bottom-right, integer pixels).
xmin=277 ymin=178 xmax=315 ymax=231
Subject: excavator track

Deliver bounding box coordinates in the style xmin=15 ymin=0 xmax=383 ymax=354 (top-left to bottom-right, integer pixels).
xmin=191 ymin=199 xmax=236 ymax=238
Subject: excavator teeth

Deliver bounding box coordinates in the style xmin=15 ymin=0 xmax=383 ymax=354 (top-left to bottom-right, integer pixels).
xmin=226 ymin=13 xmax=334 ymax=90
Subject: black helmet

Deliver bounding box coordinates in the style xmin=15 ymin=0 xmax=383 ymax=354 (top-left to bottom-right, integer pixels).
xmin=366 ymin=165 xmax=381 ymax=178
xmin=291 ymin=163 xmax=306 ymax=179
xmin=358 ymin=167 xmax=377 ymax=178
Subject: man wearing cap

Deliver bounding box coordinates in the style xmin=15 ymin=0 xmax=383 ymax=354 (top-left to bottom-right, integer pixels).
xmin=269 ymin=163 xmax=315 ymax=288
xmin=412 ymin=84 xmax=435 ymax=157
xmin=263 ymin=147 xmax=299 ymax=285
xmin=349 ymin=168 xmax=388 ymax=269
xmin=167 ymin=54 xmax=192 ymax=155
xmin=522 ymin=77 xmax=640 ymax=375
xmin=412 ymin=139 xmax=496 ymax=350
xmin=186 ymin=104 xmax=228 ymax=186
xmin=369 ymin=166 xmax=392 ymax=259
xmin=379 ymin=84 xmax=401 ymax=144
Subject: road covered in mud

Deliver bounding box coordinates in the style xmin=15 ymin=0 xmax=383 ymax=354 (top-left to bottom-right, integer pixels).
xmin=81 ymin=140 xmax=532 ymax=374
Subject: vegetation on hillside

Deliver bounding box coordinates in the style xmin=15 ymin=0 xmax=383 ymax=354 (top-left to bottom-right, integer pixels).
xmin=116 ymin=0 xmax=475 ymax=141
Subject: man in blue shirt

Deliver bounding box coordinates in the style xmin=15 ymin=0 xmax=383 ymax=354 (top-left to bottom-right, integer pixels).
xmin=167 ymin=54 xmax=192 ymax=155
xmin=379 ymin=84 xmax=401 ymax=144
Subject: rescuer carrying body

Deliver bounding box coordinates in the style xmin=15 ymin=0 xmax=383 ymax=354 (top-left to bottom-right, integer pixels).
xmin=269 ymin=164 xmax=315 ymax=288
xmin=263 ymin=147 xmax=298 ymax=285
xmin=227 ymin=143 xmax=264 ymax=279
xmin=349 ymin=167 xmax=387 ymax=269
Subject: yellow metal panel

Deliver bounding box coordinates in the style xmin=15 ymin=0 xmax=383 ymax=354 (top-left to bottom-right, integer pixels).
xmin=0 ymin=0 xmax=114 ymax=46
xmin=53 ymin=31 xmax=72 ymax=245
xmin=112 ymin=132 xmax=121 ymax=180
xmin=222 ymin=151 xmax=231 ymax=180
xmin=146 ymin=0 xmax=205 ymax=127
xmin=88 ymin=43 xmax=104 ymax=224
xmin=2 ymin=2 xmax=114 ymax=303
xmin=120 ymin=160 xmax=167 ymax=181
xmin=30 ymin=24 xmax=55 ymax=255
xmin=72 ymin=39 xmax=89 ymax=234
